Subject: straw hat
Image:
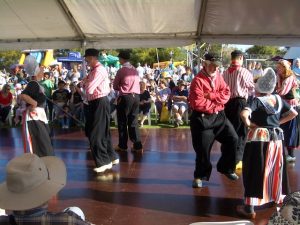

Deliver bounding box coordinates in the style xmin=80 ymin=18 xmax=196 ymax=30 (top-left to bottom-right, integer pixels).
xmin=0 ymin=153 xmax=66 ymax=210
xmin=255 ymin=67 xmax=277 ymax=94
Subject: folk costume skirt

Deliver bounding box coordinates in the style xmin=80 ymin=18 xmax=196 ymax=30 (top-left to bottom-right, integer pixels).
xmin=22 ymin=108 xmax=54 ymax=157
xmin=242 ymin=128 xmax=288 ymax=206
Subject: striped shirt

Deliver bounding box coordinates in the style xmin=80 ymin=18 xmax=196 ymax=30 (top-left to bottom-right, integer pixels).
xmin=83 ymin=62 xmax=110 ymax=101
xmin=223 ymin=66 xmax=254 ymax=99
xmin=277 ymin=75 xmax=298 ymax=106
xmin=113 ymin=62 xmax=140 ymax=96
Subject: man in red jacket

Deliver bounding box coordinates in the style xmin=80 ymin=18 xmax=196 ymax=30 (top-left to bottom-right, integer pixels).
xmin=189 ymin=53 xmax=239 ymax=188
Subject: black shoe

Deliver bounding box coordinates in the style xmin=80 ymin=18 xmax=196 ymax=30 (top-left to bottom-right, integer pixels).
xmin=223 ymin=172 xmax=239 ymax=180
xmin=192 ymin=179 xmax=202 ymax=188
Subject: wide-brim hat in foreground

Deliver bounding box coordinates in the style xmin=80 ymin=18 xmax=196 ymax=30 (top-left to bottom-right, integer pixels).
xmin=255 ymin=67 xmax=277 ymax=94
xmin=0 ymin=153 xmax=66 ymax=211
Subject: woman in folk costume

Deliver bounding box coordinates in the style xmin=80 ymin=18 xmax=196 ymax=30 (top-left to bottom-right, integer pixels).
xmin=276 ymin=59 xmax=300 ymax=162
xmin=19 ymin=55 xmax=54 ymax=157
xmin=237 ymin=68 xmax=298 ymax=219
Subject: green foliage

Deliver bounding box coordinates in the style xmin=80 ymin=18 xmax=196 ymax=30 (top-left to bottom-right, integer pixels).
xmin=0 ymin=50 xmax=21 ymax=71
xmin=246 ymin=45 xmax=286 ymax=58
xmin=114 ymin=47 xmax=186 ymax=67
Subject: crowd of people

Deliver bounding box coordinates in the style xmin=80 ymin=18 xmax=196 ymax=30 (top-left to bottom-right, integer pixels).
xmin=0 ymin=49 xmax=300 ymax=224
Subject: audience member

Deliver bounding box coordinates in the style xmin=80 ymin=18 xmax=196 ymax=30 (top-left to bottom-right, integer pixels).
xmin=0 ymin=153 xmax=93 ymax=225
xmin=171 ymin=80 xmax=189 ymax=127
xmin=0 ymin=84 xmax=13 ymax=125
xmin=139 ymin=81 xmax=151 ymax=127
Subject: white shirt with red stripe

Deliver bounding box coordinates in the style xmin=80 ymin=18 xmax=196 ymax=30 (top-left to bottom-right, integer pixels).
xmin=223 ymin=66 xmax=254 ymax=99
xmin=83 ymin=62 xmax=110 ymax=101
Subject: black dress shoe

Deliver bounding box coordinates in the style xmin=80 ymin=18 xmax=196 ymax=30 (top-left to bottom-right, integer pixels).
xmin=223 ymin=172 xmax=239 ymax=180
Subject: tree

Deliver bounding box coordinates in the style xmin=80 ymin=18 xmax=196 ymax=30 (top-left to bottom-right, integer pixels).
xmin=0 ymin=50 xmax=21 ymax=72
xmin=114 ymin=47 xmax=187 ymax=67
xmin=246 ymin=45 xmax=286 ymax=59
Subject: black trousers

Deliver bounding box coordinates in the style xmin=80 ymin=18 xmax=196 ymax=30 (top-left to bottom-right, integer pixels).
xmin=190 ymin=110 xmax=238 ymax=180
xmin=116 ymin=94 xmax=142 ymax=150
xmin=0 ymin=105 xmax=11 ymax=123
xmin=224 ymin=97 xmax=247 ymax=163
xmin=83 ymin=103 xmax=89 ymax=138
xmin=86 ymin=96 xmax=118 ymax=167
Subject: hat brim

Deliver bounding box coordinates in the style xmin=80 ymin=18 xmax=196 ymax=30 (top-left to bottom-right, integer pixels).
xmin=0 ymin=156 xmax=66 ymax=211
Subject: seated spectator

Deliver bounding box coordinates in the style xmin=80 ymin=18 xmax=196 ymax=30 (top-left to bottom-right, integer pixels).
xmin=0 ymin=153 xmax=93 ymax=224
xmin=40 ymin=71 xmax=55 ymax=120
xmin=69 ymin=83 xmax=83 ymax=125
xmin=107 ymin=81 xmax=117 ymax=115
xmin=171 ymin=80 xmax=189 ymax=127
xmin=155 ymin=79 xmax=171 ymax=117
xmin=181 ymin=66 xmax=194 ymax=83
xmin=52 ymin=80 xmax=70 ymax=120
xmin=59 ymin=105 xmax=71 ymax=129
xmin=139 ymin=81 xmax=151 ymax=127
xmin=14 ymin=83 xmax=26 ymax=125
xmin=0 ymin=72 xmax=7 ymax=89
xmin=252 ymin=62 xmax=264 ymax=82
xmin=164 ymin=74 xmax=176 ymax=91
xmin=0 ymin=84 xmax=13 ymax=125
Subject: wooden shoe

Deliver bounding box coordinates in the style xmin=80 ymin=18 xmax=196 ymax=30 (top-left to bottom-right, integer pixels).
xmin=236 ymin=161 xmax=243 ymax=170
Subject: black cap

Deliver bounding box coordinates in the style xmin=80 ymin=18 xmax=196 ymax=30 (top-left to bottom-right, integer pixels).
xmin=118 ymin=50 xmax=131 ymax=60
xmin=204 ymin=53 xmax=221 ymax=66
xmin=231 ymin=50 xmax=244 ymax=58
xmin=84 ymin=48 xmax=99 ymax=57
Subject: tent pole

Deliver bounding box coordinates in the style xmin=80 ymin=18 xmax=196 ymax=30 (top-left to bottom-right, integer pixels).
xmin=156 ymin=48 xmax=160 ymax=68
xmin=81 ymin=40 xmax=87 ymax=77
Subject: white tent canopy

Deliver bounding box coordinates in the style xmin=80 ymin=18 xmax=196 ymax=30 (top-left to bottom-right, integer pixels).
xmin=0 ymin=0 xmax=300 ymax=50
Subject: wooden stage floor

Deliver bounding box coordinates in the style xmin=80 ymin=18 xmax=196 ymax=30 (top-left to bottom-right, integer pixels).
xmin=0 ymin=127 xmax=299 ymax=225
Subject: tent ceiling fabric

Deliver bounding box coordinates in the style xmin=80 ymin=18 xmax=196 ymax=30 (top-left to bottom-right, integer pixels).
xmin=0 ymin=0 xmax=299 ymax=50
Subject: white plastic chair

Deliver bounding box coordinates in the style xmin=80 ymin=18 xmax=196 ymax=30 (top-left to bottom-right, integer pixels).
xmin=189 ymin=221 xmax=254 ymax=225
xmin=139 ymin=111 xmax=152 ymax=126
xmin=169 ymin=108 xmax=189 ymax=125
